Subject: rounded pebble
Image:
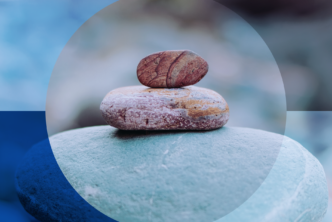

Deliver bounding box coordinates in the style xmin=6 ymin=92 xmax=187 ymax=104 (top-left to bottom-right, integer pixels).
xmin=100 ymin=85 xmax=229 ymax=130
xmin=49 ymin=126 xmax=328 ymax=222
xmin=137 ymin=50 xmax=208 ymax=88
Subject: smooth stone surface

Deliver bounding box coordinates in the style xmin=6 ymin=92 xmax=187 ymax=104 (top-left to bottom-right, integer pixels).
xmin=100 ymin=85 xmax=229 ymax=130
xmin=15 ymin=139 xmax=116 ymax=222
xmin=218 ymin=136 xmax=328 ymax=222
xmin=49 ymin=125 xmax=328 ymax=222
xmin=137 ymin=50 xmax=208 ymax=88
xmin=50 ymin=126 xmax=328 ymax=222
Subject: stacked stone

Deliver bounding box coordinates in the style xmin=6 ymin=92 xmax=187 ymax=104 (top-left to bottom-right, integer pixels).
xmin=100 ymin=50 xmax=229 ymax=130
xmin=15 ymin=50 xmax=328 ymax=222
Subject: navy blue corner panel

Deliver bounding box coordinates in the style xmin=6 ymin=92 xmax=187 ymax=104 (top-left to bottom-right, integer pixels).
xmin=0 ymin=111 xmax=116 ymax=222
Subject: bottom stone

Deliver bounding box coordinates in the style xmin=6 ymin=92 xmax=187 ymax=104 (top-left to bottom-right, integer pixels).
xmin=16 ymin=126 xmax=328 ymax=222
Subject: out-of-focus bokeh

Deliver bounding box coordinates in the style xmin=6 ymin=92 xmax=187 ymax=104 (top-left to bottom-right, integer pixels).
xmin=218 ymin=0 xmax=332 ymax=110
xmin=46 ymin=0 xmax=286 ymax=136
xmin=1 ymin=0 xmax=332 ymax=221
xmin=0 ymin=0 xmax=116 ymax=111
xmin=3 ymin=0 xmax=332 ymax=111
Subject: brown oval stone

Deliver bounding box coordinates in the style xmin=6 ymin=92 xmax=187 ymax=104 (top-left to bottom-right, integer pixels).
xmin=100 ymin=86 xmax=229 ymax=130
xmin=137 ymin=50 xmax=209 ymax=88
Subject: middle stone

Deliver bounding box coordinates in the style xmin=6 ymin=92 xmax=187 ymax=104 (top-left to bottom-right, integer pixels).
xmin=100 ymin=86 xmax=229 ymax=130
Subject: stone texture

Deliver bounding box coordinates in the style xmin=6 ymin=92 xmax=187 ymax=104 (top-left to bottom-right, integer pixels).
xmin=217 ymin=136 xmax=329 ymax=222
xmin=15 ymin=139 xmax=116 ymax=222
xmin=50 ymin=126 xmax=328 ymax=222
xmin=137 ymin=50 xmax=208 ymax=88
xmin=100 ymin=85 xmax=229 ymax=130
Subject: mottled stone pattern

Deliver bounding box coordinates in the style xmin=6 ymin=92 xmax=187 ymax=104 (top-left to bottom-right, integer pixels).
xmin=137 ymin=50 xmax=208 ymax=88
xmin=100 ymin=85 xmax=229 ymax=130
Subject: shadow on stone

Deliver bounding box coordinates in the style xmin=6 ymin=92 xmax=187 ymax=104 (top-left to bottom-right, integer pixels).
xmin=111 ymin=128 xmax=213 ymax=140
xmin=15 ymin=139 xmax=117 ymax=222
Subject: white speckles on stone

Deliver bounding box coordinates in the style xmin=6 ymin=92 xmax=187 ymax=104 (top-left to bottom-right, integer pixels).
xmin=84 ymin=186 xmax=100 ymax=198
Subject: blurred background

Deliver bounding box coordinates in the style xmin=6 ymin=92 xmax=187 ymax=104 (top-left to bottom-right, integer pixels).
xmin=46 ymin=0 xmax=286 ymax=136
xmin=1 ymin=0 xmax=332 ymax=221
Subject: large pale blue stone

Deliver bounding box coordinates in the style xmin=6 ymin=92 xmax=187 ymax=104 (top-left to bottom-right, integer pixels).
xmin=49 ymin=126 xmax=328 ymax=222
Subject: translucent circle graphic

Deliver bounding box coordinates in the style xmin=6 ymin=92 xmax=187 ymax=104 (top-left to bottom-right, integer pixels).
xmin=46 ymin=0 xmax=286 ymax=221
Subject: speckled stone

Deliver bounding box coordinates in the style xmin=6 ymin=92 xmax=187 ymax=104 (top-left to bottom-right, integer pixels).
xmin=15 ymin=139 xmax=116 ymax=222
xmin=100 ymin=85 xmax=229 ymax=130
xmin=137 ymin=50 xmax=208 ymax=88
xmin=50 ymin=126 xmax=328 ymax=222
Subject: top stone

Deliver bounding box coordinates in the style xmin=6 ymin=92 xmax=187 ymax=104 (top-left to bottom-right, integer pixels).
xmin=137 ymin=50 xmax=208 ymax=88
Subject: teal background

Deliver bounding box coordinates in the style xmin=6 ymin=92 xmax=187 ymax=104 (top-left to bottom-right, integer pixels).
xmin=0 ymin=0 xmax=117 ymax=111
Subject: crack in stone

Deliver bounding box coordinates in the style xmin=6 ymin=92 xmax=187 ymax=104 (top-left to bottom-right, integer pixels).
xmin=166 ymin=51 xmax=186 ymax=88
